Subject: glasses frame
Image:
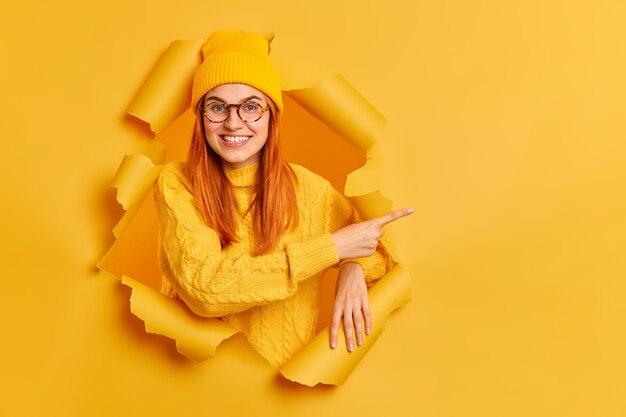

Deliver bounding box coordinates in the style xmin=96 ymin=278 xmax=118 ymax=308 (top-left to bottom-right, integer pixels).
xmin=203 ymin=101 xmax=270 ymax=123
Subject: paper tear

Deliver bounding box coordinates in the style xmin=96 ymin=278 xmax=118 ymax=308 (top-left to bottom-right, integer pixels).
xmin=279 ymin=264 xmax=411 ymax=386
xmin=97 ymin=153 xmax=163 ymax=271
xmin=103 ymin=39 xmax=412 ymax=386
xmin=110 ymin=154 xmax=163 ymax=239
xmin=126 ymin=39 xmax=204 ymax=133
xmin=139 ymin=140 xmax=168 ymax=166
xmin=286 ymin=74 xmax=385 ymax=151
xmin=112 ymin=154 xmax=158 ymax=211
xmin=345 ymin=157 xmax=385 ymax=197
xmin=122 ymin=276 xmax=239 ymax=361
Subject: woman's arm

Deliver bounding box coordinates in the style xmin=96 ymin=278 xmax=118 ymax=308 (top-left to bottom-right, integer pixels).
xmin=326 ymin=183 xmax=412 ymax=351
xmin=155 ymin=166 xmax=339 ymax=318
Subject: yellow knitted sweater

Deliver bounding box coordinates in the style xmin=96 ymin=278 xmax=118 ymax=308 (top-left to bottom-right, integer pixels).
xmin=154 ymin=161 xmax=390 ymax=367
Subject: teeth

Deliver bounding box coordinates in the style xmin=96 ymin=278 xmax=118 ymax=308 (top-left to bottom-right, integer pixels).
xmin=222 ymin=136 xmax=250 ymax=143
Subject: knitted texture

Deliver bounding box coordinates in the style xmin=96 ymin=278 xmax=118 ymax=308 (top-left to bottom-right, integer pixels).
xmin=154 ymin=162 xmax=390 ymax=367
xmin=191 ymin=30 xmax=283 ymax=114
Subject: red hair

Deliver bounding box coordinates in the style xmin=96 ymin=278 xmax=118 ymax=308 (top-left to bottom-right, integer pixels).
xmin=185 ymin=97 xmax=298 ymax=255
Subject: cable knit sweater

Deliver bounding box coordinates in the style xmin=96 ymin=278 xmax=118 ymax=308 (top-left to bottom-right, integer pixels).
xmin=154 ymin=161 xmax=390 ymax=367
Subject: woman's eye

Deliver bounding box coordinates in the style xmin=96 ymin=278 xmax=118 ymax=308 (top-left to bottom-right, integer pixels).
xmin=242 ymin=102 xmax=260 ymax=112
xmin=209 ymin=103 xmax=227 ymax=112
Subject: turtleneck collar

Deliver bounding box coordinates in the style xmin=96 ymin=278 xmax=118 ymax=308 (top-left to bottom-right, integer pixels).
xmin=224 ymin=162 xmax=259 ymax=188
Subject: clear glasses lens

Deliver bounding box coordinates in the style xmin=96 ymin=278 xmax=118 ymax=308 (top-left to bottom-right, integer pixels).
xmin=239 ymin=102 xmax=264 ymax=121
xmin=204 ymin=101 xmax=264 ymax=123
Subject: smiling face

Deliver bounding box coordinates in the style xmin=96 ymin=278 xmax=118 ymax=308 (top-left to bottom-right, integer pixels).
xmin=201 ymin=83 xmax=271 ymax=170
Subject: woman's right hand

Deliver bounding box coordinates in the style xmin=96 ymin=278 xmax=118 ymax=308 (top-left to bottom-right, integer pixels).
xmin=331 ymin=208 xmax=414 ymax=259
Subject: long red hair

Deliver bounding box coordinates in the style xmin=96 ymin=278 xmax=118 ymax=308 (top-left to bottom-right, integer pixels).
xmin=185 ymin=96 xmax=299 ymax=255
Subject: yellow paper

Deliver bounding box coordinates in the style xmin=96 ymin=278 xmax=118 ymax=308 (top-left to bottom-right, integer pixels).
xmin=348 ymin=191 xmax=393 ymax=221
xmin=111 ymin=153 xmax=162 ymax=239
xmin=96 ymin=154 xmax=163 ymax=269
xmin=286 ymin=73 xmax=385 ymax=151
xmin=344 ymin=157 xmax=385 ymax=197
xmin=280 ymin=264 xmax=411 ymax=386
xmin=126 ymin=39 xmax=205 ymax=133
xmin=4 ymin=1 xmax=626 ymax=415
xmin=121 ymin=276 xmax=239 ymax=361
xmin=111 ymin=154 xmax=161 ymax=213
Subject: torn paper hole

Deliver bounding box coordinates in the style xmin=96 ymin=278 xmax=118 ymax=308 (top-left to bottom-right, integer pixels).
xmin=122 ymin=276 xmax=239 ymax=361
xmin=100 ymin=38 xmax=412 ymax=386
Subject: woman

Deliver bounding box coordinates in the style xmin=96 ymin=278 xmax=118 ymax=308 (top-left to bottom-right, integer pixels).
xmin=154 ymin=30 xmax=412 ymax=368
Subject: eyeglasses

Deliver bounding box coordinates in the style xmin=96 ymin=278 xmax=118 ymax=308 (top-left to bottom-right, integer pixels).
xmin=203 ymin=101 xmax=269 ymax=123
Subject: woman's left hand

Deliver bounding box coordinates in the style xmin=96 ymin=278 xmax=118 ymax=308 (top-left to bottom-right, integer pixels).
xmin=330 ymin=262 xmax=371 ymax=352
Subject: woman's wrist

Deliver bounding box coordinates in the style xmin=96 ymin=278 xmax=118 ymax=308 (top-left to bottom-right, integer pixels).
xmin=339 ymin=261 xmax=362 ymax=273
xmin=331 ymin=232 xmax=344 ymax=260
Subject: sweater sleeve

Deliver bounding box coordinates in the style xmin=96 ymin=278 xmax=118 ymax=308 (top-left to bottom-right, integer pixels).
xmin=154 ymin=165 xmax=339 ymax=318
xmin=326 ymin=182 xmax=393 ymax=288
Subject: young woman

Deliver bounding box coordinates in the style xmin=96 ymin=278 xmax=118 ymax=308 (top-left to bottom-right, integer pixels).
xmin=154 ymin=30 xmax=412 ymax=368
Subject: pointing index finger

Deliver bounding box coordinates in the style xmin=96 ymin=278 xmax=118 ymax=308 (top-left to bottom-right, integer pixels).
xmin=375 ymin=208 xmax=414 ymax=226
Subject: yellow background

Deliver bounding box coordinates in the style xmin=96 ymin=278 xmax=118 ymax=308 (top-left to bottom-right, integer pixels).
xmin=1 ymin=1 xmax=625 ymax=416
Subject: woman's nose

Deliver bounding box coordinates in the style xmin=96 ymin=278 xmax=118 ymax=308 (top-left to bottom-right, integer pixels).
xmin=223 ymin=107 xmax=244 ymax=129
